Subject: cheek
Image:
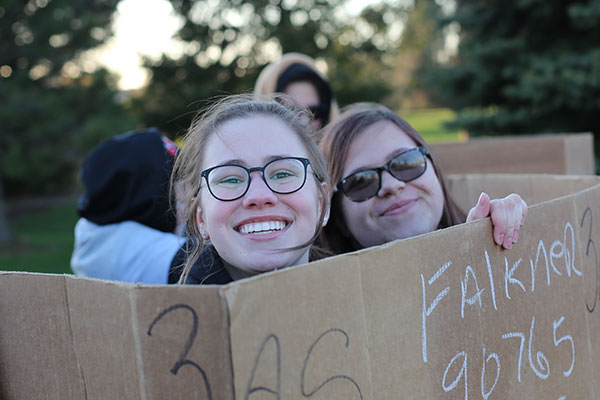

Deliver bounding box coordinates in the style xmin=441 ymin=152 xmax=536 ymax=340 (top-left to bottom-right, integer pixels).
xmin=341 ymin=197 xmax=369 ymax=230
xmin=419 ymin=167 xmax=443 ymax=195
xmin=199 ymin=193 xmax=232 ymax=230
xmin=304 ymin=192 xmax=322 ymax=223
xmin=419 ymin=171 xmax=445 ymax=219
xmin=304 ymin=180 xmax=326 ymax=218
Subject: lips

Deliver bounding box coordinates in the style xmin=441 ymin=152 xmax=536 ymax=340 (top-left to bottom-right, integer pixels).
xmin=381 ymin=199 xmax=417 ymax=216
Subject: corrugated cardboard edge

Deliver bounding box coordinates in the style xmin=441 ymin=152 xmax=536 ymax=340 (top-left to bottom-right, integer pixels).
xmin=65 ymin=274 xmax=141 ymax=399
xmin=63 ymin=275 xmax=90 ymax=399
xmin=354 ymin=251 xmax=375 ymax=393
xmin=129 ymin=285 xmax=147 ymax=400
xmin=221 ymin=285 xmax=236 ymax=400
xmin=571 ymin=183 xmax=600 ymax=399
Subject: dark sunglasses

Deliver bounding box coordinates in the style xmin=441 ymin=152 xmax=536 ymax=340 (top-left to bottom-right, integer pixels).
xmin=307 ymin=103 xmax=329 ymax=125
xmin=335 ymin=146 xmax=429 ymax=202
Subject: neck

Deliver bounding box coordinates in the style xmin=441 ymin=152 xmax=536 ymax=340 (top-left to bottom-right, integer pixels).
xmin=223 ymin=261 xmax=256 ymax=281
xmin=221 ymin=247 xmax=311 ymax=281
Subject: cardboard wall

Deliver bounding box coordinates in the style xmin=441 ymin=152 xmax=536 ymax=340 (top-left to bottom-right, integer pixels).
xmin=430 ymin=133 xmax=595 ymax=175
xmin=0 ymin=274 xmax=86 ymax=399
xmin=0 ymin=276 xmax=233 ymax=400
xmin=2 ymin=174 xmax=600 ymax=399
xmin=446 ymin=173 xmax=600 ymax=214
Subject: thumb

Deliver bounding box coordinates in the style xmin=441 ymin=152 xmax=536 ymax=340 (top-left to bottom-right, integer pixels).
xmin=467 ymin=192 xmax=491 ymax=222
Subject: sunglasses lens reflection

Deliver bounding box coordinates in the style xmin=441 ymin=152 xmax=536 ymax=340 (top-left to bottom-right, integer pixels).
xmin=342 ymin=170 xmax=380 ymax=202
xmin=389 ymin=149 xmax=426 ymax=181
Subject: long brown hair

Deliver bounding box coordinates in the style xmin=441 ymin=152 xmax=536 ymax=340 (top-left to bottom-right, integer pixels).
xmin=319 ymin=102 xmax=465 ymax=255
xmin=172 ymin=94 xmax=331 ymax=283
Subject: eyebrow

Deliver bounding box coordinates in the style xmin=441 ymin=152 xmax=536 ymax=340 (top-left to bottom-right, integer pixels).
xmin=345 ymin=147 xmax=413 ymax=176
xmin=214 ymin=155 xmax=299 ymax=168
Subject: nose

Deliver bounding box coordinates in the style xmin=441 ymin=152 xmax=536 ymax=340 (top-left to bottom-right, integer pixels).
xmin=241 ymin=172 xmax=278 ymax=208
xmin=377 ymin=170 xmax=405 ymax=198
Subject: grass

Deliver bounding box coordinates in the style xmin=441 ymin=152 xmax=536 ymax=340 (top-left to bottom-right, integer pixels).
xmin=0 ymin=108 xmax=462 ymax=275
xmin=399 ymin=108 xmax=467 ymax=143
xmin=0 ymin=198 xmax=78 ymax=274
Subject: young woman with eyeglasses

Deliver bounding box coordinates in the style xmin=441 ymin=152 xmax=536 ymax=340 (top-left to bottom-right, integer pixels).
xmin=319 ymin=102 xmax=527 ymax=255
xmin=171 ymin=94 xmax=330 ymax=284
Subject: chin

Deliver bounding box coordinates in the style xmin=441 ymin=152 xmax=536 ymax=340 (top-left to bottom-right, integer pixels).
xmin=385 ymin=226 xmax=431 ymax=243
xmin=249 ymin=262 xmax=282 ymax=273
xmin=245 ymin=254 xmax=295 ymax=273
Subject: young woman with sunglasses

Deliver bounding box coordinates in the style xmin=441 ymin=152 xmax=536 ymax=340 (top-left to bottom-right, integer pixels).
xmin=171 ymin=94 xmax=330 ymax=284
xmin=319 ymin=102 xmax=527 ymax=255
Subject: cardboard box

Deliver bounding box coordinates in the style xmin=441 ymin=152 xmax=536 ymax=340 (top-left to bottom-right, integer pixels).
xmin=430 ymin=133 xmax=595 ymax=175
xmin=2 ymin=174 xmax=600 ymax=399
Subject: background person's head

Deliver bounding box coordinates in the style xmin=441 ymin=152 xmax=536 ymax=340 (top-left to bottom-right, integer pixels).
xmin=253 ymin=52 xmax=339 ymax=129
xmin=173 ymin=94 xmax=331 ymax=281
xmin=319 ymin=103 xmax=465 ymax=254
xmin=78 ymin=128 xmax=178 ymax=232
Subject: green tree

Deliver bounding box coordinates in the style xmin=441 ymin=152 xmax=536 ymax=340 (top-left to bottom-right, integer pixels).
xmin=131 ymin=0 xmax=408 ymax=137
xmin=0 ymin=0 xmax=136 ymax=195
xmin=0 ymin=180 xmax=9 ymax=243
xmin=389 ymin=0 xmax=445 ymax=109
xmin=423 ymin=0 xmax=600 ymax=158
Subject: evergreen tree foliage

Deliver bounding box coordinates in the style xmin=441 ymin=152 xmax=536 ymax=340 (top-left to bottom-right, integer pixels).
xmin=0 ymin=0 xmax=135 ymax=195
xmin=423 ymin=0 xmax=600 ymax=156
xmin=390 ymin=0 xmax=445 ymax=109
xmin=131 ymin=0 xmax=407 ymax=137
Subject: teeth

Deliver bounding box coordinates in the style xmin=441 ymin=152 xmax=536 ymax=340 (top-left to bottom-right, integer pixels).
xmin=239 ymin=220 xmax=286 ymax=234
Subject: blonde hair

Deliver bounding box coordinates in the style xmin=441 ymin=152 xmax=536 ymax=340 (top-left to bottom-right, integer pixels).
xmin=172 ymin=94 xmax=331 ymax=283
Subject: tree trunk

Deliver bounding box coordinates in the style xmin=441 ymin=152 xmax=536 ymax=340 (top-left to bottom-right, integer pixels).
xmin=0 ymin=181 xmax=11 ymax=244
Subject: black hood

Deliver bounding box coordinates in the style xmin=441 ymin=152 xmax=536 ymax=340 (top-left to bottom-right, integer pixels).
xmin=77 ymin=128 xmax=177 ymax=233
xmin=275 ymin=63 xmax=333 ymax=125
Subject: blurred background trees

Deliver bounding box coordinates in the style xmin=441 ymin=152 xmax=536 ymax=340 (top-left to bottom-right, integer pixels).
xmin=3 ymin=0 xmax=600 ymax=202
xmin=129 ymin=0 xmax=415 ymax=136
xmin=422 ymin=0 xmax=600 ymax=159
xmin=1 ymin=0 xmax=135 ymax=196
xmin=1 ymin=0 xmax=430 ymax=199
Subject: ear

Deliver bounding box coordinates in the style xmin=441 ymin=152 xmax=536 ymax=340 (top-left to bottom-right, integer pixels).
xmin=196 ymin=207 xmax=210 ymax=241
xmin=320 ymin=182 xmax=331 ymax=227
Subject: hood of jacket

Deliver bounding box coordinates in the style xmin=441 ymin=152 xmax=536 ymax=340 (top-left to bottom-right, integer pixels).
xmin=253 ymin=52 xmax=340 ymax=125
xmin=77 ymin=128 xmax=178 ymax=233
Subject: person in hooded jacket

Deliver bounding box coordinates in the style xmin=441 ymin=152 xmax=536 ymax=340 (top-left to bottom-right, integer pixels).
xmin=70 ymin=128 xmax=184 ymax=284
xmin=253 ymin=52 xmax=339 ymax=129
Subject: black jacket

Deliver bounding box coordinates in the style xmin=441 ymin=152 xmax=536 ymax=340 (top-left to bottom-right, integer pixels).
xmin=78 ymin=128 xmax=177 ymax=233
xmin=169 ymin=244 xmax=233 ymax=285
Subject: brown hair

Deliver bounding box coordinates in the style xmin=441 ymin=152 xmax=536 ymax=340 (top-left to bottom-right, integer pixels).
xmin=172 ymin=94 xmax=331 ymax=283
xmin=318 ymin=102 xmax=465 ymax=255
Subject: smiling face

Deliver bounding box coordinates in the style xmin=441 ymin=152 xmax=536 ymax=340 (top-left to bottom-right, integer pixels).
xmin=197 ymin=114 xmax=327 ymax=276
xmin=339 ymin=120 xmax=445 ymax=248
